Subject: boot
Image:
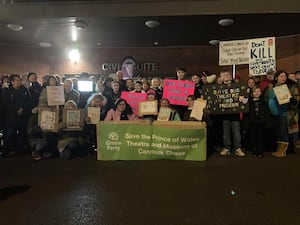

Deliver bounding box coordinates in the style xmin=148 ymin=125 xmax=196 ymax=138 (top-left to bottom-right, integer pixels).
xmin=272 ymin=141 xmax=288 ymax=157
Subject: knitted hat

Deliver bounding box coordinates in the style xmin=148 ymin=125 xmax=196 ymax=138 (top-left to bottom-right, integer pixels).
xmin=146 ymin=89 xmax=156 ymax=96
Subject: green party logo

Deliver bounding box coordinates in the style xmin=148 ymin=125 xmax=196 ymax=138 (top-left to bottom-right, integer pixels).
xmin=108 ymin=132 xmax=119 ymax=141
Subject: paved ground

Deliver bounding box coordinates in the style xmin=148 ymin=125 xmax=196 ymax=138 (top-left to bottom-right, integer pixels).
xmin=0 ymin=151 xmax=300 ymax=225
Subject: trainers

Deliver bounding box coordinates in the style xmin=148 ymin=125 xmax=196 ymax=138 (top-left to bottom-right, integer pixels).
xmin=32 ymin=151 xmax=42 ymax=161
xmin=220 ymin=148 xmax=230 ymax=156
xmin=235 ymin=148 xmax=245 ymax=157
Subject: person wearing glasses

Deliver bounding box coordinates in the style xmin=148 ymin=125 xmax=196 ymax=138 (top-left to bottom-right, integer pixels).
xmin=104 ymin=98 xmax=137 ymax=121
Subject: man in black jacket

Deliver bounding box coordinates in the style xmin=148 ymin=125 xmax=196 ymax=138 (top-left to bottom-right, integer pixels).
xmin=2 ymin=74 xmax=31 ymax=156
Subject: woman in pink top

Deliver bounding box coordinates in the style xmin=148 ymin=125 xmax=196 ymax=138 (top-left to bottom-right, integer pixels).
xmin=105 ymin=98 xmax=137 ymax=121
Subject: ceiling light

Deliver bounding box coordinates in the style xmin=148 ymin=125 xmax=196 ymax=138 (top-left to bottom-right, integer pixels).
xmin=7 ymin=23 xmax=23 ymax=31
xmin=68 ymin=49 xmax=80 ymax=63
xmin=71 ymin=28 xmax=77 ymax=42
xmin=209 ymin=40 xmax=219 ymax=45
xmin=218 ymin=18 xmax=234 ymax=26
xmin=97 ymin=42 xmax=102 ymax=46
xmin=154 ymin=41 xmax=159 ymax=46
xmin=39 ymin=42 xmax=51 ymax=48
xmin=145 ymin=20 xmax=160 ymax=28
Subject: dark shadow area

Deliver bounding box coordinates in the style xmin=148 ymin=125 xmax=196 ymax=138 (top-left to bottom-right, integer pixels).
xmin=0 ymin=185 xmax=31 ymax=201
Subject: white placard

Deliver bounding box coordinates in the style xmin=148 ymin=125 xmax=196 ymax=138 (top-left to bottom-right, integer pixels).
xmin=249 ymin=37 xmax=276 ymax=76
xmin=190 ymin=99 xmax=207 ymax=121
xmin=87 ymin=107 xmax=101 ymax=124
xmin=219 ymin=39 xmax=249 ymax=66
xmin=46 ymin=86 xmax=65 ymax=106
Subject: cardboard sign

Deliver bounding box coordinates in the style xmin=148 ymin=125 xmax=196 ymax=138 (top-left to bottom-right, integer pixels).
xmin=249 ymin=37 xmax=276 ymax=76
xmin=62 ymin=109 xmax=84 ymax=131
xmin=138 ymin=100 xmax=158 ymax=116
xmin=38 ymin=107 xmax=60 ymax=132
xmin=219 ymin=39 xmax=249 ymax=65
xmin=202 ymin=83 xmax=249 ymax=114
xmin=190 ymin=98 xmax=207 ymax=121
xmin=87 ymin=107 xmax=101 ymax=124
xmin=273 ymin=84 xmax=291 ymax=105
xmin=162 ymin=79 xmax=195 ymax=106
xmin=46 ymin=86 xmax=65 ymax=106
xmin=157 ymin=107 xmax=172 ymax=121
xmin=121 ymin=91 xmax=147 ymax=115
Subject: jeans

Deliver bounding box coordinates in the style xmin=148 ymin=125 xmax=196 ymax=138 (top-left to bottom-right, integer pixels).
xmin=274 ymin=116 xmax=289 ymax=142
xmin=222 ymin=120 xmax=241 ymax=151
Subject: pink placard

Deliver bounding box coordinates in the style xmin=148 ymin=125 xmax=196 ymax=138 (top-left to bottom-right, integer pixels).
xmin=162 ymin=79 xmax=195 ymax=106
xmin=121 ymin=92 xmax=147 ymax=115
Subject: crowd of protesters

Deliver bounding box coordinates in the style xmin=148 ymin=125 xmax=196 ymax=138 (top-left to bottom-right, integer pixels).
xmin=0 ymin=68 xmax=300 ymax=160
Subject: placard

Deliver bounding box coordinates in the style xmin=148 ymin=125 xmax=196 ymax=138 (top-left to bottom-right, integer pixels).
xmin=121 ymin=91 xmax=147 ymax=115
xmin=273 ymin=84 xmax=291 ymax=105
xmin=190 ymin=98 xmax=207 ymax=121
xmin=249 ymin=37 xmax=276 ymax=76
xmin=219 ymin=39 xmax=249 ymax=65
xmin=202 ymin=83 xmax=248 ymax=114
xmin=162 ymin=79 xmax=195 ymax=106
xmin=87 ymin=107 xmax=101 ymax=124
xmin=38 ymin=107 xmax=59 ymax=132
xmin=46 ymin=86 xmax=65 ymax=106
xmin=157 ymin=107 xmax=172 ymax=121
xmin=138 ymin=100 xmax=158 ymax=116
xmin=62 ymin=109 xmax=84 ymax=131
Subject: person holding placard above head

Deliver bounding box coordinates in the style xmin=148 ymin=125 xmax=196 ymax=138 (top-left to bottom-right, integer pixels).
xmin=219 ymin=70 xmax=246 ymax=157
xmin=105 ymin=98 xmax=138 ymax=121
xmin=268 ymin=70 xmax=298 ymax=157
xmin=116 ymin=70 xmax=127 ymax=92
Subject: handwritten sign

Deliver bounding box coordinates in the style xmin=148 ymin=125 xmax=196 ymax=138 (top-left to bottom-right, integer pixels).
xmin=139 ymin=100 xmax=158 ymax=116
xmin=87 ymin=107 xmax=101 ymax=124
xmin=157 ymin=107 xmax=172 ymax=121
xmin=62 ymin=109 xmax=83 ymax=131
xmin=249 ymin=37 xmax=276 ymax=76
xmin=46 ymin=86 xmax=65 ymax=106
xmin=121 ymin=91 xmax=147 ymax=115
xmin=219 ymin=39 xmax=249 ymax=65
xmin=202 ymin=83 xmax=248 ymax=114
xmin=273 ymin=84 xmax=291 ymax=105
xmin=190 ymin=99 xmax=207 ymax=121
xmin=38 ymin=108 xmax=59 ymax=132
xmin=162 ymin=79 xmax=195 ymax=106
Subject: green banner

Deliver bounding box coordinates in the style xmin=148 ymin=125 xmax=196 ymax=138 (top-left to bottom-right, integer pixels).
xmin=97 ymin=121 xmax=206 ymax=161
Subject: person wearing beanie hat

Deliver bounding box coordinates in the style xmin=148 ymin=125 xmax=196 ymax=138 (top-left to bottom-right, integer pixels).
xmin=146 ymin=89 xmax=157 ymax=101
